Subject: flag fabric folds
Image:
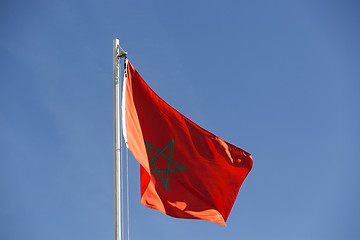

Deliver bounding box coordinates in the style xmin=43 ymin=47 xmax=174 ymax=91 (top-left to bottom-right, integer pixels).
xmin=122 ymin=60 xmax=253 ymax=226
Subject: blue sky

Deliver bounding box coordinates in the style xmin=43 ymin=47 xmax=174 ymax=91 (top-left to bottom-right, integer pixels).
xmin=1 ymin=0 xmax=359 ymax=239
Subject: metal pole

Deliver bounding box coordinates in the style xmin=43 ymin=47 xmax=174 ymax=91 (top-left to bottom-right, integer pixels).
xmin=113 ymin=39 xmax=127 ymax=240
xmin=113 ymin=39 xmax=122 ymax=240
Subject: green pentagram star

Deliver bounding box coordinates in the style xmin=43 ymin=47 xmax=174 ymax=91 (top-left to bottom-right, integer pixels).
xmin=145 ymin=138 xmax=188 ymax=191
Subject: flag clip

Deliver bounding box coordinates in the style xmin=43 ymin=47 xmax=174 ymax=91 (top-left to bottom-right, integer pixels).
xmin=117 ymin=45 xmax=127 ymax=58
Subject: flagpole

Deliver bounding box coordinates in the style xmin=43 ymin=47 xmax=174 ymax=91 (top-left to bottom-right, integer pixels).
xmin=113 ymin=39 xmax=127 ymax=240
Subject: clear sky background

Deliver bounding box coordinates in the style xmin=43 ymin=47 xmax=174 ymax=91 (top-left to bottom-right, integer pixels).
xmin=1 ymin=0 xmax=359 ymax=239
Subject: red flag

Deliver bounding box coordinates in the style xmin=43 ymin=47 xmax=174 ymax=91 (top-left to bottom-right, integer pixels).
xmin=122 ymin=60 xmax=253 ymax=226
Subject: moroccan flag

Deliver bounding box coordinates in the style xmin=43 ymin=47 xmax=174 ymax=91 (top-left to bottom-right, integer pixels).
xmin=122 ymin=60 xmax=253 ymax=226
